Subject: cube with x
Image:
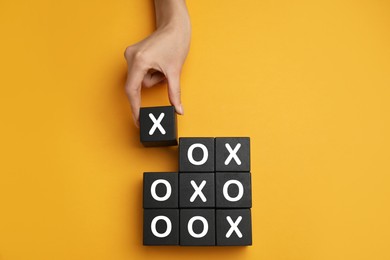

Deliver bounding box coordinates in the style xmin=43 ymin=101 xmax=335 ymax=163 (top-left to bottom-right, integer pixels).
xmin=139 ymin=106 xmax=178 ymax=147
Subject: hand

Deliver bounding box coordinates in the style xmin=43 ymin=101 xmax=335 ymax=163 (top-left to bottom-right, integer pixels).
xmin=124 ymin=0 xmax=191 ymax=127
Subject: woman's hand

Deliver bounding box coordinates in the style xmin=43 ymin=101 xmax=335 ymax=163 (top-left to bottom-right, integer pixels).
xmin=124 ymin=0 xmax=191 ymax=127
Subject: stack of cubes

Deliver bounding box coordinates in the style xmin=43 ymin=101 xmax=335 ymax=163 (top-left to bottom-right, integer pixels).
xmin=143 ymin=137 xmax=252 ymax=246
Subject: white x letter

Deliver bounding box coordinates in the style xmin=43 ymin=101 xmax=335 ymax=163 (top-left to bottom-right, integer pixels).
xmin=225 ymin=143 xmax=241 ymax=165
xmin=190 ymin=180 xmax=207 ymax=202
xmin=149 ymin=113 xmax=166 ymax=135
xmin=226 ymin=216 xmax=243 ymax=238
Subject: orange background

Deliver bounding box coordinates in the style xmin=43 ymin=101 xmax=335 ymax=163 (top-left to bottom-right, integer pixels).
xmin=1 ymin=0 xmax=390 ymax=259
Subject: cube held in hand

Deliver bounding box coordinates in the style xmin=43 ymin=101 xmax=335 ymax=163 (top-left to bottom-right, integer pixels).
xmin=139 ymin=106 xmax=178 ymax=147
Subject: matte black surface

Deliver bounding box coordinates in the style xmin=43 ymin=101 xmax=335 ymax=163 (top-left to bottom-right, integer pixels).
xmin=216 ymin=172 xmax=252 ymax=208
xmin=139 ymin=106 xmax=178 ymax=147
xmin=142 ymin=136 xmax=253 ymax=247
xmin=179 ymin=138 xmax=215 ymax=172
xmin=143 ymin=209 xmax=179 ymax=245
xmin=179 ymin=173 xmax=215 ymax=208
xmin=143 ymin=172 xmax=178 ymax=209
xmin=216 ymin=209 xmax=252 ymax=246
xmin=180 ymin=209 xmax=215 ymax=246
xmin=215 ymin=137 xmax=250 ymax=172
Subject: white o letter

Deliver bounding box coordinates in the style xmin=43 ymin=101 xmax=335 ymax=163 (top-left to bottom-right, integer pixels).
xmin=187 ymin=143 xmax=208 ymax=165
xmin=223 ymin=180 xmax=244 ymax=202
xmin=187 ymin=216 xmax=209 ymax=238
xmin=151 ymin=216 xmax=172 ymax=238
xmin=150 ymin=179 xmax=172 ymax=201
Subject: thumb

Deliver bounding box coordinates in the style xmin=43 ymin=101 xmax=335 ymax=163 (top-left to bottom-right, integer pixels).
xmin=167 ymin=71 xmax=184 ymax=115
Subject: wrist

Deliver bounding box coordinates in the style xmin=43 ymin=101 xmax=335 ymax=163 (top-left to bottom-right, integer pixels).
xmin=154 ymin=0 xmax=191 ymax=32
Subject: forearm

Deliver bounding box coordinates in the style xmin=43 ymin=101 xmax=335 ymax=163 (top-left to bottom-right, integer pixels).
xmin=154 ymin=0 xmax=190 ymax=32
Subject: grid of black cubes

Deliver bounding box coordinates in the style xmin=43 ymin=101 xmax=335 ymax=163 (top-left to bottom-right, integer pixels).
xmin=143 ymin=137 xmax=252 ymax=246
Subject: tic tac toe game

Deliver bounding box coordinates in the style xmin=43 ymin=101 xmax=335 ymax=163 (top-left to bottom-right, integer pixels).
xmin=1 ymin=1 xmax=390 ymax=260
xmin=140 ymin=106 xmax=252 ymax=246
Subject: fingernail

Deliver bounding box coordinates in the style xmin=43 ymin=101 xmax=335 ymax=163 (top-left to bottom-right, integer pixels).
xmin=134 ymin=118 xmax=140 ymax=128
xmin=178 ymin=104 xmax=184 ymax=115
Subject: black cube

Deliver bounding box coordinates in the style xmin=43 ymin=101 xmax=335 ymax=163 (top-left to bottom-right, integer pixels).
xmin=179 ymin=173 xmax=215 ymax=208
xmin=216 ymin=209 xmax=252 ymax=246
xmin=180 ymin=209 xmax=216 ymax=246
xmin=215 ymin=172 xmax=252 ymax=208
xmin=143 ymin=209 xmax=179 ymax=245
xmin=179 ymin=137 xmax=215 ymax=172
xmin=139 ymin=106 xmax=178 ymax=147
xmin=215 ymin=137 xmax=250 ymax=172
xmin=143 ymin=172 xmax=178 ymax=209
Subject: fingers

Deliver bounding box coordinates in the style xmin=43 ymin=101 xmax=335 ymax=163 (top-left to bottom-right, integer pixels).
xmin=125 ymin=67 xmax=147 ymax=127
xmin=142 ymin=71 xmax=166 ymax=88
xmin=167 ymin=71 xmax=184 ymax=115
